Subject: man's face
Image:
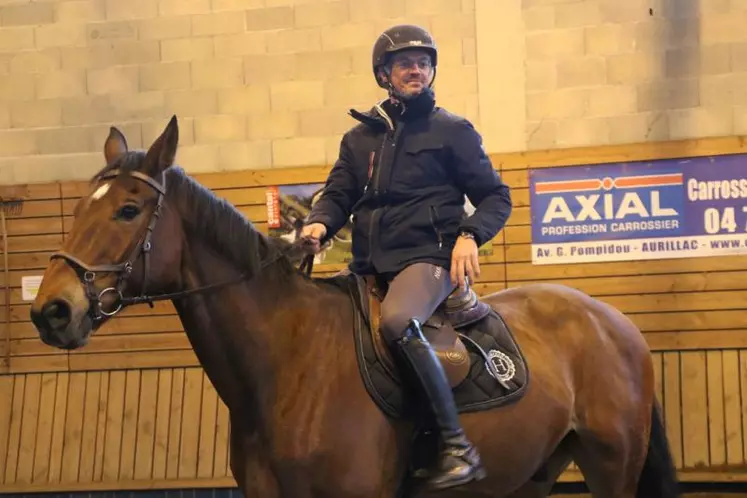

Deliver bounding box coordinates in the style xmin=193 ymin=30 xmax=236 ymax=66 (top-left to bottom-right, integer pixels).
xmin=382 ymin=49 xmax=434 ymax=98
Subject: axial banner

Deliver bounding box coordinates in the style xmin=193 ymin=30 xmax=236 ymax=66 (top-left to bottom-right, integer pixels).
xmin=528 ymin=154 xmax=747 ymax=265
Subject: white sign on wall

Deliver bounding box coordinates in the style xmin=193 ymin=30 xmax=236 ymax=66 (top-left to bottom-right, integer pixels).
xmin=21 ymin=275 xmax=43 ymax=301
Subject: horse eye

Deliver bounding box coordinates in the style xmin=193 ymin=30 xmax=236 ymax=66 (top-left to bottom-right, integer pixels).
xmin=116 ymin=204 xmax=141 ymax=221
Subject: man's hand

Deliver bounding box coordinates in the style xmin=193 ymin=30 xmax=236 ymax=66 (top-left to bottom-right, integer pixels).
xmin=450 ymin=234 xmax=480 ymax=290
xmin=300 ymin=222 xmax=327 ymax=254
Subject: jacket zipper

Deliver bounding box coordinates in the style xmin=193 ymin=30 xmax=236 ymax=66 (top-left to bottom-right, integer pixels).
xmin=367 ymin=103 xmax=396 ymax=268
xmin=429 ymin=205 xmax=443 ymax=250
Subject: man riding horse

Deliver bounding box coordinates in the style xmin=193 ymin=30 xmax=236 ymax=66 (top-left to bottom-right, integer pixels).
xmin=301 ymin=24 xmax=513 ymax=491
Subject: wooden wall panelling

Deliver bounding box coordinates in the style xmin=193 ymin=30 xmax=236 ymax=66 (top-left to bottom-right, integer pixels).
xmin=0 ymin=367 xmax=233 ymax=492
xmin=1 ymin=135 xmax=747 ymax=491
xmin=0 ymin=182 xmax=65 ymax=375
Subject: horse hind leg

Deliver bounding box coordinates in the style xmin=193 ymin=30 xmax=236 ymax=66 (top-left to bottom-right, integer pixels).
xmin=505 ymin=435 xmax=575 ymax=498
xmin=567 ymin=415 xmax=649 ymax=498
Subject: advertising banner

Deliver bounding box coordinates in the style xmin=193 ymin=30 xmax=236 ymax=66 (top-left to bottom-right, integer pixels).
xmin=528 ymin=154 xmax=747 ymax=265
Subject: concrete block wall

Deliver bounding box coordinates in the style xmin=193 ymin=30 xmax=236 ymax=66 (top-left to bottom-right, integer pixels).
xmin=0 ymin=0 xmax=478 ymax=184
xmin=522 ymin=0 xmax=747 ymax=149
xmin=1 ymin=0 xmax=746 ymax=183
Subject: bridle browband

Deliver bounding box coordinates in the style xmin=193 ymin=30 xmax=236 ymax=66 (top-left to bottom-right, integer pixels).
xmin=50 ymin=169 xmax=314 ymax=322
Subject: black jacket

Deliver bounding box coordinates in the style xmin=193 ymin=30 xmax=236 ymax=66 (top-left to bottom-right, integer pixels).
xmin=306 ymin=91 xmax=512 ymax=275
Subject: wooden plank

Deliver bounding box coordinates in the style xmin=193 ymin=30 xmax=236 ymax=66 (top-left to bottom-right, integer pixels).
xmin=663 ymin=352 xmax=683 ymax=468
xmin=0 ymin=476 xmax=238 ymax=493
xmin=680 ymin=351 xmax=709 ymax=469
xmin=0 ymin=375 xmax=14 ymax=485
xmin=0 ymin=183 xmax=61 ymax=201
xmin=10 ymin=354 xmax=69 ymax=374
xmin=196 ymin=375 xmax=218 ymax=478
xmin=722 ymin=351 xmax=743 ymax=465
xmin=178 ymin=368 xmax=203 ymax=478
xmin=59 ymin=181 xmax=90 ymax=199
xmin=61 ymin=185 xmax=267 ymax=210
xmin=1 ymin=200 xmax=61 ymax=220
xmin=67 ymin=349 xmax=199 ymax=372
xmin=118 ymin=369 xmax=140 ymax=481
xmin=60 ymin=372 xmax=85 ymax=483
xmin=5 ymin=251 xmax=56 ymax=271
xmin=165 ymin=368 xmax=185 ymax=479
xmin=10 ymin=337 xmax=68 ymax=357
xmin=706 ymin=351 xmax=726 ymax=467
xmin=194 ymin=165 xmax=332 ymax=190
xmin=631 ymin=311 xmax=747 ymax=334
xmin=133 ymin=369 xmax=158 ymax=480
xmin=92 ymin=371 xmax=109 ymax=482
xmin=504 ymin=271 xmax=747 ymax=297
xmin=101 ymin=370 xmax=125 ymax=482
xmin=5 ymin=217 xmax=63 ymax=237
xmin=15 ymin=373 xmax=41 ymax=484
xmin=5 ymin=234 xmax=63 ymax=254
xmin=213 ymin=397 xmax=230 ymax=478
xmin=65 ymin=332 xmax=191 ymax=355
xmin=10 ymin=313 xmax=182 ymax=339
xmin=3 ymin=375 xmax=24 ymax=484
xmin=78 ymin=372 xmax=102 ymax=483
xmin=602 ymin=291 xmax=747 ymax=315
xmin=151 ymin=368 xmax=172 ymax=480
xmin=643 ymin=330 xmax=747 ymax=351
xmin=47 ymin=373 xmax=69 ymax=483
xmin=31 ymin=372 xmax=57 ymax=482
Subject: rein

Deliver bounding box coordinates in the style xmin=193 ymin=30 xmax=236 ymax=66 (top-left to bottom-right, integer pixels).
xmin=50 ymin=169 xmax=316 ymax=321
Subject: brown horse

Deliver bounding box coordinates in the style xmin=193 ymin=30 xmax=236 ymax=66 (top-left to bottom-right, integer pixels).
xmin=29 ymin=116 xmax=679 ymax=498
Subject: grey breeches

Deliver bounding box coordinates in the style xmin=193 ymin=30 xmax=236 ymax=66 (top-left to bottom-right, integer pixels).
xmin=379 ymin=262 xmax=455 ymax=344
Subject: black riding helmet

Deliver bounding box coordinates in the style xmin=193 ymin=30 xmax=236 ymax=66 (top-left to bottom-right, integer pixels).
xmin=372 ymin=24 xmax=438 ymax=90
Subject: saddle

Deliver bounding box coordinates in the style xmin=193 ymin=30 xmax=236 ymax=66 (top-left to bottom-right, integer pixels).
xmin=364 ymin=276 xmax=492 ymax=388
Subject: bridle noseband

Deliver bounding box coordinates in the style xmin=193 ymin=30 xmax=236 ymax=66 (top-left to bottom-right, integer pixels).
xmin=49 ymin=169 xmax=315 ymax=323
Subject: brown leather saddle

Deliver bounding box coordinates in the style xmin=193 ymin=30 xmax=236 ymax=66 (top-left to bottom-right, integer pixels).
xmin=363 ymin=275 xmax=492 ymax=389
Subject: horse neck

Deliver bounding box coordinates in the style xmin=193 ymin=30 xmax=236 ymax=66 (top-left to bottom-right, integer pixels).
xmin=175 ymin=222 xmax=344 ymax=435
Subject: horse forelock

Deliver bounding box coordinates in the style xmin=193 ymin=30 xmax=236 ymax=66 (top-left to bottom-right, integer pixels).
xmin=91 ymin=150 xmax=147 ymax=183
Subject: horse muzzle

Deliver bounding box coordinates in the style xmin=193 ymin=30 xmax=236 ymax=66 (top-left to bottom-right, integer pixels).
xmin=30 ymin=296 xmax=93 ymax=350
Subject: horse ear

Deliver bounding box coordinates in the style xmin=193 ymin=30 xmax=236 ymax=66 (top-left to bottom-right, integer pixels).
xmin=104 ymin=126 xmax=128 ymax=165
xmin=143 ymin=115 xmax=179 ymax=177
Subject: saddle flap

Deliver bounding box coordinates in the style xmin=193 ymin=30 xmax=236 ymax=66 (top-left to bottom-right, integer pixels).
xmin=364 ymin=276 xmax=470 ymax=389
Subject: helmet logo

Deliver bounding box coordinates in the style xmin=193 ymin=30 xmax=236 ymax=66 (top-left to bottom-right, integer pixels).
xmin=408 ymin=40 xmax=423 ymax=45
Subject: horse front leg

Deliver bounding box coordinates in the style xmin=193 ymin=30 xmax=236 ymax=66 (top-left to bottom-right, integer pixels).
xmin=229 ymin=423 xmax=282 ymax=498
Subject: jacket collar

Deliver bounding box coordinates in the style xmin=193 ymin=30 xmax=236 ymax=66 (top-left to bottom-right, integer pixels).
xmin=349 ymin=88 xmax=437 ymax=132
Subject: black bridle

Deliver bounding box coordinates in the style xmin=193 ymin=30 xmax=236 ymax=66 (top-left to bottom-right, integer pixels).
xmin=50 ymin=169 xmax=314 ymax=322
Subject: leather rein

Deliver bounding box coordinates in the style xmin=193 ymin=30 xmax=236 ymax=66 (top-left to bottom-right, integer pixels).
xmin=49 ymin=169 xmax=315 ymax=322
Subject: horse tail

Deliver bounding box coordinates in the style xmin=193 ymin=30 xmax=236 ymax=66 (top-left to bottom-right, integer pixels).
xmin=636 ymin=398 xmax=680 ymax=498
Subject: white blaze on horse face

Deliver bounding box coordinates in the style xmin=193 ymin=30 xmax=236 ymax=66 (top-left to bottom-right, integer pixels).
xmin=90 ymin=182 xmax=111 ymax=201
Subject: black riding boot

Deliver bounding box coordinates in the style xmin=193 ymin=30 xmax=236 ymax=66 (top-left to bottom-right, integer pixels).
xmin=394 ymin=318 xmax=486 ymax=491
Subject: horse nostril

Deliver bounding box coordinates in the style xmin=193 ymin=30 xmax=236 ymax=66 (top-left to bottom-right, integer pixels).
xmin=41 ymin=299 xmax=72 ymax=330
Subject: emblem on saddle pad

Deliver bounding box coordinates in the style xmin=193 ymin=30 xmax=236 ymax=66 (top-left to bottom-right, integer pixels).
xmin=486 ymin=349 xmax=515 ymax=383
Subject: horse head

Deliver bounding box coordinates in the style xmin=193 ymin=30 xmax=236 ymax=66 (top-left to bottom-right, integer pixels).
xmin=30 ymin=116 xmax=182 ymax=350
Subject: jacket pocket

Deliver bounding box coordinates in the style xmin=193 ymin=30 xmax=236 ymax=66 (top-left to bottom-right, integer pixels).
xmin=401 ymin=135 xmax=446 ymax=183
xmin=429 ymin=205 xmax=443 ymax=250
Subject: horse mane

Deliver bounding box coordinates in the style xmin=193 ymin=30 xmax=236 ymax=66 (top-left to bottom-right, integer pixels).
xmin=92 ymin=154 xmax=305 ymax=280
